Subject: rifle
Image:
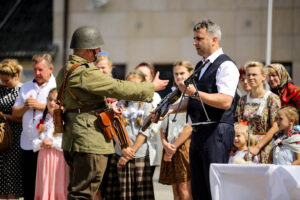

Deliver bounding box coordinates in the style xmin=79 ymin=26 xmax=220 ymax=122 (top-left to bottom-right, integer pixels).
xmin=141 ymin=88 xmax=181 ymax=131
xmin=141 ymin=60 xmax=210 ymax=131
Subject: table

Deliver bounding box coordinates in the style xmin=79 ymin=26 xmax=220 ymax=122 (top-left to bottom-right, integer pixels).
xmin=210 ymin=164 xmax=300 ymax=200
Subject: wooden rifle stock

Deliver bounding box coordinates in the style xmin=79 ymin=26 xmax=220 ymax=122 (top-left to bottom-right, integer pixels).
xmin=142 ymin=60 xmax=211 ymax=131
xmin=141 ymin=88 xmax=181 ymax=131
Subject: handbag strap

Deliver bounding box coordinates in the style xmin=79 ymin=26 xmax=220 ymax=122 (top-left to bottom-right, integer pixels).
xmin=0 ymin=112 xmax=7 ymax=121
xmin=0 ymin=112 xmax=12 ymax=131
xmin=57 ymin=62 xmax=82 ymax=109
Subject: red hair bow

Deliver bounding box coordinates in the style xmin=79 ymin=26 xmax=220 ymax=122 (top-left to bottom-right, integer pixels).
xmin=36 ymin=119 xmax=45 ymax=130
xmin=238 ymin=120 xmax=248 ymax=125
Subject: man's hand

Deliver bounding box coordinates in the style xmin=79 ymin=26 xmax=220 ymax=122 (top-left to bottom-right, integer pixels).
xmin=178 ymin=81 xmax=196 ymax=96
xmin=25 ymin=95 xmax=44 ymax=110
xmin=112 ymin=101 xmax=123 ymax=114
xmin=150 ymin=106 xmax=174 ymax=123
xmin=152 ymin=72 xmax=169 ymax=91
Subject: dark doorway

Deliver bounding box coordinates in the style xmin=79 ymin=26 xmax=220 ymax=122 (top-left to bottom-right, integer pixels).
xmin=154 ymin=64 xmax=173 ymax=98
xmin=112 ymin=64 xmax=126 ymax=80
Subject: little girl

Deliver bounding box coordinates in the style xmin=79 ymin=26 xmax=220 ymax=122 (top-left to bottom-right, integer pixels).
xmin=105 ymin=70 xmax=154 ymax=200
xmin=32 ymin=88 xmax=69 ymax=200
xmin=272 ymin=106 xmax=300 ymax=165
xmin=229 ymin=121 xmax=258 ymax=164
xmin=159 ymin=60 xmax=193 ymax=200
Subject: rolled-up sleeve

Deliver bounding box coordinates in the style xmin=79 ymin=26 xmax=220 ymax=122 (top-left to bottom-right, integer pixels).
xmin=216 ymin=61 xmax=239 ymax=97
xmin=32 ymin=137 xmax=42 ymax=152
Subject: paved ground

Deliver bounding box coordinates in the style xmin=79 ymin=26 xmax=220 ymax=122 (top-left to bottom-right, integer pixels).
xmin=14 ymin=167 xmax=172 ymax=200
xmin=153 ymin=167 xmax=173 ymax=200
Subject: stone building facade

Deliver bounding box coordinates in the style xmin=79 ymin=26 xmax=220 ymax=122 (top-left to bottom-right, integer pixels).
xmin=53 ymin=0 xmax=300 ymax=85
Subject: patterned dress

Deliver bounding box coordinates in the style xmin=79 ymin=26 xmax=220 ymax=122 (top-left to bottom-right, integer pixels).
xmin=0 ymin=85 xmax=23 ymax=196
xmin=106 ymin=100 xmax=154 ymax=200
xmin=159 ymin=97 xmax=191 ymax=185
xmin=235 ymin=91 xmax=281 ymax=163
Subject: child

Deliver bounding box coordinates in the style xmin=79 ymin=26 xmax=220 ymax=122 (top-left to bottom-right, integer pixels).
xmin=229 ymin=121 xmax=258 ymax=164
xmin=105 ymin=70 xmax=154 ymax=200
xmin=159 ymin=60 xmax=193 ymax=200
xmin=32 ymin=88 xmax=69 ymax=200
xmin=272 ymin=106 xmax=300 ymax=165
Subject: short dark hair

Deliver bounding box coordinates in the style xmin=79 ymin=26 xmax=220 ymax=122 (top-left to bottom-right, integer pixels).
xmin=193 ymin=19 xmax=222 ymax=41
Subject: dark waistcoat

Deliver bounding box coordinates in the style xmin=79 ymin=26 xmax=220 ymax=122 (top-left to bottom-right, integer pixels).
xmin=187 ymin=54 xmax=239 ymax=125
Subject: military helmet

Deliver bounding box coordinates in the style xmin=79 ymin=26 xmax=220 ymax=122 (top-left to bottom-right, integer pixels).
xmin=70 ymin=26 xmax=104 ymax=49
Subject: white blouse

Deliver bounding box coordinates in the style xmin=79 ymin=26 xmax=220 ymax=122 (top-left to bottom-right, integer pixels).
xmin=32 ymin=113 xmax=63 ymax=152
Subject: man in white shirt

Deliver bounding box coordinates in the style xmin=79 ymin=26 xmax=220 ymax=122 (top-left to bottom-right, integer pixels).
xmin=12 ymin=54 xmax=56 ymax=200
xmin=167 ymin=20 xmax=239 ymax=200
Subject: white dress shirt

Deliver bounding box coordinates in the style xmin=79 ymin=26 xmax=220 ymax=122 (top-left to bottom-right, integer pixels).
xmin=14 ymin=75 xmax=56 ymax=150
xmin=199 ymin=48 xmax=239 ymax=97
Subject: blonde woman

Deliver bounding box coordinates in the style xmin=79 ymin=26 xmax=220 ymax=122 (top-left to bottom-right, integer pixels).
xmin=235 ymin=61 xmax=281 ymax=163
xmin=0 ymin=59 xmax=23 ymax=199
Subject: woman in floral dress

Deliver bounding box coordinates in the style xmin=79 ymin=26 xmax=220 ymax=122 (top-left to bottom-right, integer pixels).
xmin=235 ymin=61 xmax=281 ymax=163
xmin=0 ymin=59 xmax=23 ymax=199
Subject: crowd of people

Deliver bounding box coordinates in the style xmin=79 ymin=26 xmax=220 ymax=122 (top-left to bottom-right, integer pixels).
xmin=0 ymin=19 xmax=299 ymax=200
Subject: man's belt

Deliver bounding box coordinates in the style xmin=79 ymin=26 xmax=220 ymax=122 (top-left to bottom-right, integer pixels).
xmin=191 ymin=121 xmax=217 ymax=132
xmin=65 ymin=102 xmax=106 ymax=113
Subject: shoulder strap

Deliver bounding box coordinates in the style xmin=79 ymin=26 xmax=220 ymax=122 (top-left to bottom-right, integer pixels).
xmin=57 ymin=62 xmax=82 ymax=109
xmin=67 ymin=84 xmax=85 ymax=106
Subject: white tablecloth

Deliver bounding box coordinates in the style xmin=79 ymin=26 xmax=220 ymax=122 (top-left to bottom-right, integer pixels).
xmin=210 ymin=164 xmax=300 ymax=200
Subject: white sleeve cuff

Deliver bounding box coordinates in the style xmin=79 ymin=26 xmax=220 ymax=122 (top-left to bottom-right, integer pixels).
xmin=218 ymin=88 xmax=236 ymax=97
xmin=32 ymin=139 xmax=41 ymax=152
xmin=51 ymin=135 xmax=62 ymax=151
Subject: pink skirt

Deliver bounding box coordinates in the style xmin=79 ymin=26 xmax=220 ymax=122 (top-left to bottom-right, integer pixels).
xmin=34 ymin=148 xmax=69 ymax=200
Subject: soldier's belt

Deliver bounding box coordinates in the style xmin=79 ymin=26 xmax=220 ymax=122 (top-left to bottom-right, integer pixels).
xmin=191 ymin=121 xmax=217 ymax=132
xmin=65 ymin=102 xmax=106 ymax=113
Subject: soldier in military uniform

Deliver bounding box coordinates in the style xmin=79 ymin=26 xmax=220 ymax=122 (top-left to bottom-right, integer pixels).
xmin=56 ymin=26 xmax=168 ymax=200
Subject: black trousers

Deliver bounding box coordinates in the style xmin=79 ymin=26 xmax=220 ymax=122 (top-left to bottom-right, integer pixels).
xmin=21 ymin=149 xmax=38 ymax=200
xmin=189 ymin=123 xmax=234 ymax=200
